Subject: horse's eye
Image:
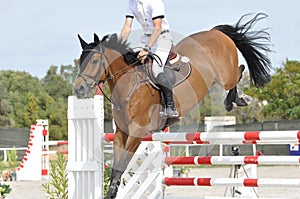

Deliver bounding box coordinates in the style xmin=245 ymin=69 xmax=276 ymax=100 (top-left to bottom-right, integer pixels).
xmin=92 ymin=59 xmax=99 ymax=65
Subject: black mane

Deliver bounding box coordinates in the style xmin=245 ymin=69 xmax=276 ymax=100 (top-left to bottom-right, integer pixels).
xmin=100 ymin=34 xmax=138 ymax=65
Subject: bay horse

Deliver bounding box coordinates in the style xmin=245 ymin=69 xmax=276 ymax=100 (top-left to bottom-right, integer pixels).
xmin=74 ymin=13 xmax=271 ymax=198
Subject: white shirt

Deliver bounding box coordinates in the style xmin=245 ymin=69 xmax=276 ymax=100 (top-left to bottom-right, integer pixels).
xmin=125 ymin=0 xmax=170 ymax=34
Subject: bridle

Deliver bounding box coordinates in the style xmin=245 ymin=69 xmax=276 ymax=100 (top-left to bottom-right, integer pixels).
xmin=76 ymin=43 xmax=141 ymax=103
xmin=77 ymin=45 xmax=107 ymax=89
xmin=76 ymin=43 xmax=163 ymax=104
xmin=77 ymin=44 xmax=144 ymax=87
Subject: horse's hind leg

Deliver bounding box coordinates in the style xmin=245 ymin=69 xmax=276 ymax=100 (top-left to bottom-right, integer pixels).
xmin=224 ymin=87 xmax=248 ymax=111
xmin=224 ymin=64 xmax=248 ymax=111
xmin=224 ymin=87 xmax=237 ymax=111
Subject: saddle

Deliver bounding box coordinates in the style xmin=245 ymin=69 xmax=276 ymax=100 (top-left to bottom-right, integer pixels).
xmin=144 ymin=46 xmax=191 ymax=88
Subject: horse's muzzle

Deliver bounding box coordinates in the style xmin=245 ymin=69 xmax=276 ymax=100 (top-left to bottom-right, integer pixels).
xmin=74 ymin=84 xmax=89 ymax=99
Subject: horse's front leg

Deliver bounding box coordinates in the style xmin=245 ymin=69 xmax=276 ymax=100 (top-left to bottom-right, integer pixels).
xmin=105 ymin=127 xmax=127 ymax=199
xmin=105 ymin=128 xmax=144 ymax=199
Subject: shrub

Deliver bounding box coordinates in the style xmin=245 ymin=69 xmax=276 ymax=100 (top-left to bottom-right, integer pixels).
xmin=42 ymin=153 xmax=68 ymax=199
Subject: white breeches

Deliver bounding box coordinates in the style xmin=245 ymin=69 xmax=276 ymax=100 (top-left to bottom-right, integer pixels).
xmin=139 ymin=32 xmax=173 ymax=78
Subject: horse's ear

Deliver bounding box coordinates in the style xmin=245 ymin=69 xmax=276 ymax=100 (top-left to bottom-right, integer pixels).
xmin=78 ymin=34 xmax=88 ymax=49
xmin=94 ymin=33 xmax=100 ymax=45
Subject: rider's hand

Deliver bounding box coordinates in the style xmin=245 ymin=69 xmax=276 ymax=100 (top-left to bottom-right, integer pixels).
xmin=138 ymin=50 xmax=149 ymax=63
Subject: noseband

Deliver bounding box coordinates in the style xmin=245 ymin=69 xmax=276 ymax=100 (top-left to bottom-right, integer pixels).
xmin=77 ymin=45 xmax=108 ymax=88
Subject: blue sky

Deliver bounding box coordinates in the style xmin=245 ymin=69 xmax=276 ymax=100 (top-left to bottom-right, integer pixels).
xmin=1 ymin=0 xmax=299 ymax=78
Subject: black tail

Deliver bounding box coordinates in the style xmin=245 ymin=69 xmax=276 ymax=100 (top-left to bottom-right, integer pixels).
xmin=214 ymin=13 xmax=272 ymax=87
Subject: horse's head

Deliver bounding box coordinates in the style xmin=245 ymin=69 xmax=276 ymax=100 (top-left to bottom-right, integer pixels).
xmin=74 ymin=33 xmax=107 ymax=98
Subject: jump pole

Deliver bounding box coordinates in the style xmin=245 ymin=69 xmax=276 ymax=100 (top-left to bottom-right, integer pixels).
xmin=104 ymin=131 xmax=300 ymax=144
xmin=151 ymin=131 xmax=300 ymax=144
xmin=165 ymin=156 xmax=300 ymax=165
xmin=163 ymin=177 xmax=300 ymax=188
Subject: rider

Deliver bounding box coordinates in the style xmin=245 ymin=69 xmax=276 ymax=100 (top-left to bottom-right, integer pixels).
xmin=120 ymin=0 xmax=179 ymax=118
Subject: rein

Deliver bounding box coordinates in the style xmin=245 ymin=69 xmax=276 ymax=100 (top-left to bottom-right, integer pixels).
xmin=100 ymin=57 xmax=142 ymax=83
xmin=78 ymin=44 xmax=163 ymax=105
xmin=97 ymin=57 xmax=142 ymax=105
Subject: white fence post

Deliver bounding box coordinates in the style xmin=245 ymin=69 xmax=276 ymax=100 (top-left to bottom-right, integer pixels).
xmin=116 ymin=141 xmax=164 ymax=199
xmin=68 ymin=95 xmax=104 ymax=199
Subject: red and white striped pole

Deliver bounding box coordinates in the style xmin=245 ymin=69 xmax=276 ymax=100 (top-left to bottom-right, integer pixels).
xmin=164 ymin=177 xmax=300 ymax=187
xmin=47 ymin=140 xmax=68 ymax=145
xmin=165 ymin=156 xmax=300 ymax=165
xmin=152 ymin=131 xmax=300 ymax=144
xmin=104 ymin=131 xmax=300 ymax=144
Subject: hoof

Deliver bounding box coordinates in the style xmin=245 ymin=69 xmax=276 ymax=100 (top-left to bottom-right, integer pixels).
xmin=239 ymin=64 xmax=245 ymax=72
xmin=224 ymin=98 xmax=234 ymax=112
xmin=105 ymin=188 xmax=117 ymax=199
xmin=159 ymin=111 xmax=179 ymax=118
xmin=105 ymin=179 xmax=120 ymax=199
xmin=235 ymin=97 xmax=248 ymax=106
xmin=225 ymin=102 xmax=234 ymax=112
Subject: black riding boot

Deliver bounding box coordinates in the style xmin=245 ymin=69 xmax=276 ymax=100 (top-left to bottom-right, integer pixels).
xmin=156 ymin=73 xmax=179 ymax=118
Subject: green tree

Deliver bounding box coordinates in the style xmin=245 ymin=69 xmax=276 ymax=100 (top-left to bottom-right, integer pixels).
xmin=46 ymin=97 xmax=68 ymax=140
xmin=42 ymin=65 xmax=73 ymax=99
xmin=23 ymin=92 xmax=40 ymax=126
xmin=41 ymin=65 xmax=76 ymax=139
xmin=0 ymin=69 xmax=70 ymax=140
xmin=61 ymin=63 xmax=77 ymax=84
xmin=245 ymin=60 xmax=300 ymax=120
xmin=0 ymin=82 xmax=14 ymax=127
xmin=0 ymin=70 xmax=49 ymax=127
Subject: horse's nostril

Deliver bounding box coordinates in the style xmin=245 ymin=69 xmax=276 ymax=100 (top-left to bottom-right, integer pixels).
xmin=78 ymin=85 xmax=84 ymax=92
xmin=74 ymin=85 xmax=88 ymax=98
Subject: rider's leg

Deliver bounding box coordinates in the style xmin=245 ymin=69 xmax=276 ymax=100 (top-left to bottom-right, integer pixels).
xmin=152 ymin=35 xmax=178 ymax=117
xmin=156 ymin=72 xmax=179 ymax=117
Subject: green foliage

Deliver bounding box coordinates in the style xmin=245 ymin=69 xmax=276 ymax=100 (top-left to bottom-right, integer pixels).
xmin=41 ymin=65 xmax=73 ymax=99
xmin=0 ymin=64 xmax=75 ymax=140
xmin=0 ymin=71 xmax=44 ymax=127
xmin=245 ymin=60 xmax=300 ymax=120
xmin=42 ymin=153 xmax=68 ymax=199
xmin=0 ymin=82 xmax=14 ymax=127
xmin=6 ymin=148 xmax=18 ymax=173
xmin=41 ymin=65 xmax=74 ymax=139
xmin=0 ymin=183 xmax=12 ymax=196
xmin=104 ymin=163 xmax=112 ymax=197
